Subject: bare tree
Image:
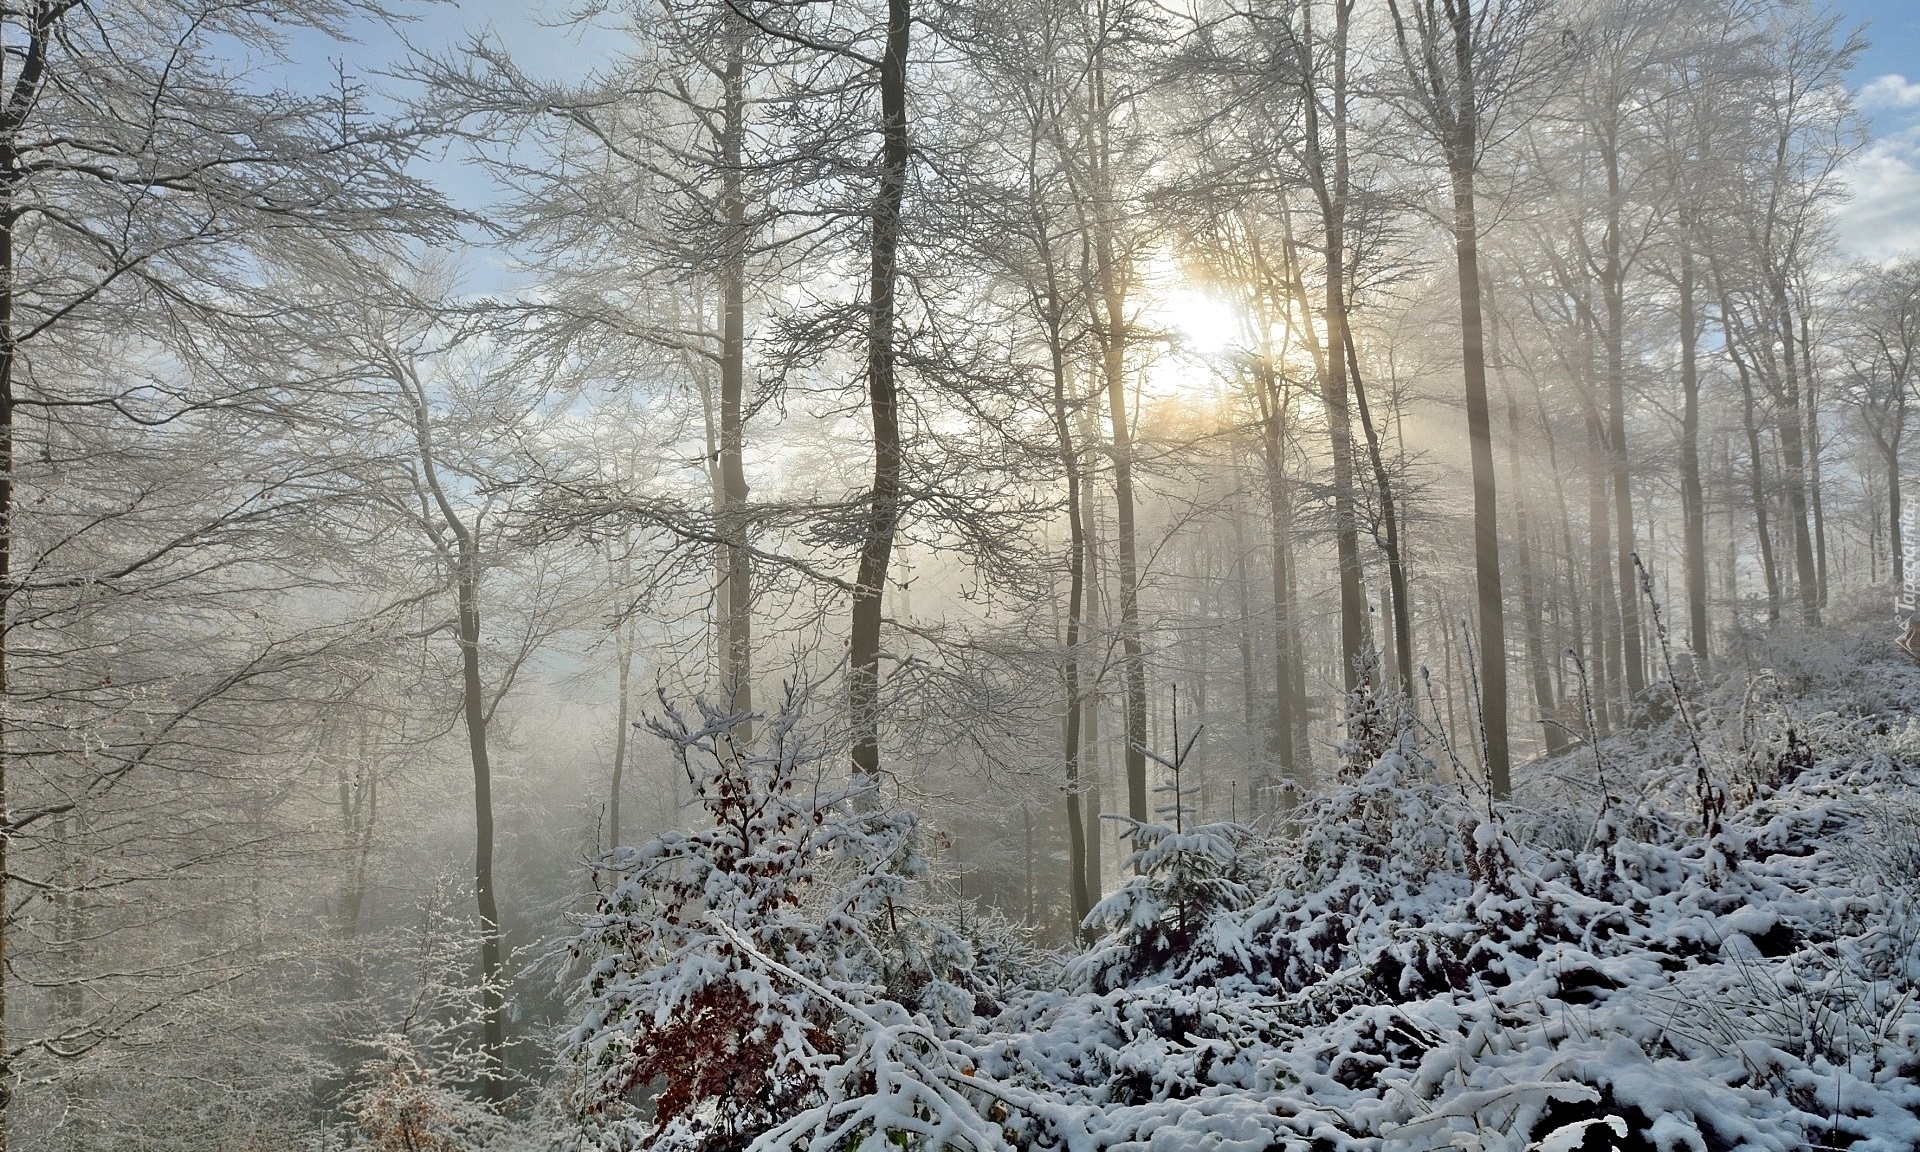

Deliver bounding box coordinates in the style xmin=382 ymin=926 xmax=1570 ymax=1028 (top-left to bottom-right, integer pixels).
xmin=1839 ymin=259 xmax=1920 ymax=587
xmin=0 ymin=0 xmax=445 ymax=1138
xmin=1385 ymin=0 xmax=1552 ymax=796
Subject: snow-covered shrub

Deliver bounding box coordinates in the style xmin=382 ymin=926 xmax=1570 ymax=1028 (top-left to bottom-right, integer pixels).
xmin=883 ymin=896 xmax=1044 ymax=1033
xmin=343 ymin=880 xmax=505 ymax=1151
xmin=560 ymin=685 xmax=920 ymax=1151
xmin=541 ymin=638 xmax=1920 ymax=1152
xmin=1226 ymin=673 xmax=1538 ymax=1011
xmin=351 ymin=1036 xmax=493 ymax=1152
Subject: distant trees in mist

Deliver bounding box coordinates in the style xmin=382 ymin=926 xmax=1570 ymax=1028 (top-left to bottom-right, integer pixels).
xmin=0 ymin=0 xmax=1912 ymax=1144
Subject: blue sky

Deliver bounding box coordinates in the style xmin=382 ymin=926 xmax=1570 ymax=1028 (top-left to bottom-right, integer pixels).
xmin=290 ymin=0 xmax=1920 ymax=265
xmin=1819 ymin=1 xmax=1920 ymax=259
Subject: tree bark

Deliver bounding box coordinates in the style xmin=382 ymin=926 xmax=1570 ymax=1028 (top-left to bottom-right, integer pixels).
xmin=1800 ymin=311 xmax=1828 ymax=607
xmin=1678 ymin=238 xmax=1709 ymax=660
xmin=1254 ymin=361 xmax=1303 ymax=788
xmin=407 ymin=384 xmax=509 ymax=1101
xmin=1294 ymin=0 xmax=1369 ymax=700
xmin=1601 ymin=149 xmax=1645 ymax=701
xmin=1230 ymin=461 xmax=1258 ymax=734
xmin=1039 ymin=234 xmax=1092 ymax=934
xmin=1716 ymin=271 xmax=1782 ymax=624
xmin=849 ymin=0 xmax=910 ymax=782
xmin=1080 ymin=441 xmax=1108 ymax=891
xmin=1772 ymin=282 xmax=1821 ymax=626
xmin=1586 ymin=405 xmax=1621 ymax=725
xmin=718 ymin=26 xmax=754 ymax=732
xmin=1086 ymin=52 xmax=1149 ymax=827
xmin=1520 ymin=350 xmax=1587 ymax=733
xmin=0 ymin=8 xmax=58 ymax=1135
xmin=1890 ymin=451 xmax=1904 ymax=586
xmin=1345 ymin=331 xmax=1412 ymax=694
xmin=609 ymin=610 xmax=632 ymax=850
xmin=1485 ymin=289 xmax=1560 ymax=756
xmin=1392 ymin=0 xmax=1513 ymax=796
xmin=454 ymin=563 xmax=507 ymax=1101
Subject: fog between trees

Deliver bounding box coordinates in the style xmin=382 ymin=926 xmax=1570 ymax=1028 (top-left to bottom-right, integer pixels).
xmin=3 ymin=0 xmax=1918 ymax=1147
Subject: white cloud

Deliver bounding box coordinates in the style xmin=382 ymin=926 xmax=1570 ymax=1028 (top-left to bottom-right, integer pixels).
xmin=1858 ymin=73 xmax=1920 ymax=110
xmin=1836 ymin=127 xmax=1920 ymax=261
xmin=1837 ymin=76 xmax=1920 ymax=261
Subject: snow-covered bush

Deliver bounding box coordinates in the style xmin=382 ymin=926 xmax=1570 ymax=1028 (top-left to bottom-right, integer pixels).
xmin=543 ymin=641 xmax=1920 ymax=1152
xmin=560 ymin=685 xmax=921 ymax=1151
xmin=343 ymin=879 xmax=506 ymax=1151
xmin=956 ymin=642 xmax=1920 ymax=1149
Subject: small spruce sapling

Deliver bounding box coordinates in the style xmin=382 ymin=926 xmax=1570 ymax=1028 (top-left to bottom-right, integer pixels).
xmin=1073 ymin=687 xmax=1260 ymax=990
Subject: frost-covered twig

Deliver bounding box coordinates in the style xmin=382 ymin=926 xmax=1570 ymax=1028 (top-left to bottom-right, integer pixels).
xmin=1418 ymin=663 xmax=1479 ymax=808
xmin=1633 ymin=553 xmax=1724 ymax=839
xmin=1460 ymin=621 xmax=1497 ymax=820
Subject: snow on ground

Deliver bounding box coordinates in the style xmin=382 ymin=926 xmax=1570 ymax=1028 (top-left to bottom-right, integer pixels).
xmin=940 ymin=628 xmax=1920 ymax=1151
xmin=567 ymin=625 xmax=1920 ymax=1152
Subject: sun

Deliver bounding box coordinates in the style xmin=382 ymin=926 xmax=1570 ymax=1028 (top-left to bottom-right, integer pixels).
xmin=1137 ymin=272 xmax=1252 ymax=404
xmin=1155 ymin=285 xmax=1246 ymax=357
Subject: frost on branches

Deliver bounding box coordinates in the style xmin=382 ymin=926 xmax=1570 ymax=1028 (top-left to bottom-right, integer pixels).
xmin=345 ymin=880 xmax=509 ymax=1151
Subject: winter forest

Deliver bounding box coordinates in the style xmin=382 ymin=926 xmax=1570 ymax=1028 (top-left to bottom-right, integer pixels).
xmin=11 ymin=0 xmax=1920 ymax=1146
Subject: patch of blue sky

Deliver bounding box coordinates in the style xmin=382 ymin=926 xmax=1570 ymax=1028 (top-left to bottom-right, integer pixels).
xmin=253 ymin=1 xmax=1920 ymax=270
xmin=1833 ymin=0 xmax=1920 ymax=260
xmin=254 ymin=0 xmax=622 ymax=291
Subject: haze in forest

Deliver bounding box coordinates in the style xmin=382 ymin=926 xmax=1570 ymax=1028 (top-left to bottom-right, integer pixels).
xmin=6 ymin=0 xmax=1920 ymax=1149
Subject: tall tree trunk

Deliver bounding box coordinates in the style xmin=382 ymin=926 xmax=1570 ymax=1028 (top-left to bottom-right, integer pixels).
xmin=1397 ymin=0 xmax=1512 ymax=791
xmin=0 ymin=9 xmax=57 ymax=1136
xmin=1718 ymin=280 xmax=1782 ymax=624
xmin=1678 ymin=238 xmax=1709 ymax=661
xmin=0 ymin=117 xmax=14 ymax=1152
xmin=1255 ymin=363 xmax=1302 ymax=788
xmin=1527 ymin=355 xmax=1590 ymax=734
xmin=1079 ymin=438 xmax=1108 ymax=892
xmin=1601 ymin=160 xmax=1645 ymax=701
xmin=1022 ymin=806 xmax=1035 ymax=924
xmin=1800 ymin=311 xmax=1828 ymax=607
xmin=1438 ymin=591 xmax=1460 ymax=754
xmin=1293 ymin=0 xmax=1369 ymax=700
xmin=718 ymin=26 xmax=754 ymax=731
xmin=453 ymin=563 xmax=507 ymax=1101
xmin=1890 ymin=450 xmax=1904 ymax=586
xmin=1586 ymin=405 xmax=1620 ymax=726
xmin=1093 ymin=269 xmax=1147 ymax=824
xmin=1484 ymin=273 xmax=1558 ymax=754
xmin=609 ymin=614 xmax=633 ymax=850
xmin=1322 ymin=255 xmax=1368 ymax=701
xmin=1041 ymin=254 xmax=1092 ymax=935
xmin=682 ymin=285 xmax=736 ymax=702
xmin=407 ymin=374 xmax=507 ymax=1101
xmin=1230 ymin=461 xmax=1257 ymax=733
xmin=336 ymin=725 xmax=378 ymax=942
xmin=1503 ymin=378 xmax=1558 ymax=756
xmin=1082 ymin=43 xmax=1150 ymax=827
xmin=1438 ymin=61 xmax=1511 ymax=794
xmin=1345 ymin=331 xmax=1412 ymax=694
xmin=849 ymin=0 xmax=910 ymax=781
xmin=1772 ymin=283 xmax=1820 ymax=626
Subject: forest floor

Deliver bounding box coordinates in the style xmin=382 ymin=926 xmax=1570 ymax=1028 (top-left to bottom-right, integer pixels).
xmin=944 ymin=613 xmax=1920 ymax=1152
